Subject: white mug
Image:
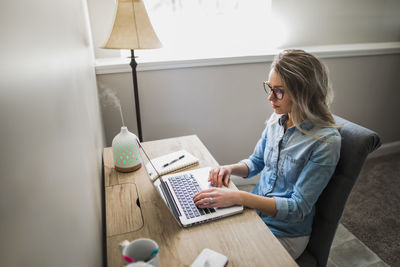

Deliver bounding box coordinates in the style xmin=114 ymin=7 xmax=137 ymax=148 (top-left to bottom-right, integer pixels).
xmin=119 ymin=238 xmax=160 ymax=267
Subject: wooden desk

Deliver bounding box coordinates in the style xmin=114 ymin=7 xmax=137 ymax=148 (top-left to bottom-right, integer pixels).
xmin=104 ymin=135 xmax=297 ymax=267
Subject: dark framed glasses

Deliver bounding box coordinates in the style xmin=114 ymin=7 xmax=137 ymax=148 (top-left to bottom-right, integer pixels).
xmin=263 ymin=81 xmax=284 ymax=100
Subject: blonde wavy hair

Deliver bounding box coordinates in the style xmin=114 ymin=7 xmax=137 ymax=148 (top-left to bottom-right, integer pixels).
xmin=271 ymin=49 xmax=338 ymax=138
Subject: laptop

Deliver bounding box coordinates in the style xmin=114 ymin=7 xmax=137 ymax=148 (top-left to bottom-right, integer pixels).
xmin=138 ymin=142 xmax=244 ymax=227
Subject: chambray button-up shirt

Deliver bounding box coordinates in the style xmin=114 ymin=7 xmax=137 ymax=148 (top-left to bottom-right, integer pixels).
xmin=241 ymin=113 xmax=341 ymax=237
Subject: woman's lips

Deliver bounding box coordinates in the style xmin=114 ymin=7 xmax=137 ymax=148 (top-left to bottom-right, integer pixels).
xmin=272 ymin=104 xmax=279 ymax=109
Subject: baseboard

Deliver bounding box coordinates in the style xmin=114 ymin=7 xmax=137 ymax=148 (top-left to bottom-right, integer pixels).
xmin=368 ymin=140 xmax=400 ymax=159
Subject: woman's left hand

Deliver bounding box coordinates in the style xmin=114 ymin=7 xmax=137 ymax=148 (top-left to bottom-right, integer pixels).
xmin=193 ymin=188 xmax=241 ymax=209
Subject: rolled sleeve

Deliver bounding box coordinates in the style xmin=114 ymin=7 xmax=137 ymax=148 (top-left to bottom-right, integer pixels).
xmin=240 ymin=159 xmax=258 ymax=178
xmin=273 ymin=196 xmax=289 ymax=220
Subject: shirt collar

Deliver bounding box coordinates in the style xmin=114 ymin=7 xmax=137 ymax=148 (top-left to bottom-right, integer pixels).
xmin=278 ymin=114 xmax=289 ymax=126
xmin=278 ymin=114 xmax=314 ymax=131
xmin=300 ymin=119 xmax=314 ymax=131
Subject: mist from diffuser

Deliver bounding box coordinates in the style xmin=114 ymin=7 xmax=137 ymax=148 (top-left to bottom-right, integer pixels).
xmin=101 ymin=87 xmax=142 ymax=173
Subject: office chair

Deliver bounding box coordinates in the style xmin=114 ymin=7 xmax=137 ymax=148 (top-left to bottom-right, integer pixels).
xmin=296 ymin=115 xmax=381 ymax=267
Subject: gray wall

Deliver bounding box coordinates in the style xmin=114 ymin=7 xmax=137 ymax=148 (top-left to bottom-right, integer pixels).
xmin=97 ymin=53 xmax=400 ymax=168
xmin=0 ymin=0 xmax=105 ymax=266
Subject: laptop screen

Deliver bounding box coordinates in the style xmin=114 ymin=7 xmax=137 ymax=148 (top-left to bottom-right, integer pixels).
xmin=137 ymin=141 xmax=161 ymax=182
xmin=137 ymin=141 xmax=182 ymax=221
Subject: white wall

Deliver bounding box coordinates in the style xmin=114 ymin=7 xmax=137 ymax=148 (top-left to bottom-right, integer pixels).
xmin=0 ymin=0 xmax=105 ymax=266
xmin=97 ymin=53 xmax=400 ymax=168
xmin=87 ymin=0 xmax=120 ymax=59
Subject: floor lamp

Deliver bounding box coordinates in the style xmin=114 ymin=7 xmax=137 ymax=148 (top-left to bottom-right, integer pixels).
xmin=102 ymin=0 xmax=162 ymax=141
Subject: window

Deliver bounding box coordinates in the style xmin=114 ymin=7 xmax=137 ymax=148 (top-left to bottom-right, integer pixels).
xmin=132 ymin=0 xmax=286 ymax=61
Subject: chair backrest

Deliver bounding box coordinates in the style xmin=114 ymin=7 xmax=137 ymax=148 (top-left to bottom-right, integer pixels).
xmin=298 ymin=115 xmax=381 ymax=267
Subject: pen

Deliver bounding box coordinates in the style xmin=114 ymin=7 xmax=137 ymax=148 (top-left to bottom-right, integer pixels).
xmin=163 ymin=155 xmax=185 ymax=168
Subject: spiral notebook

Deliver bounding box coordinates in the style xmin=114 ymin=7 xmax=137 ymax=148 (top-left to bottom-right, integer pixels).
xmin=145 ymin=150 xmax=199 ymax=181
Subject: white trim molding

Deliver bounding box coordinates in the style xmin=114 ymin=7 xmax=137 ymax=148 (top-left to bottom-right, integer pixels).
xmin=368 ymin=140 xmax=400 ymax=159
xmin=95 ymin=42 xmax=400 ymax=74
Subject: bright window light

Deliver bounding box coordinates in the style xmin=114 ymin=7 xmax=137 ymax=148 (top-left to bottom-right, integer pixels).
xmin=127 ymin=0 xmax=286 ymax=61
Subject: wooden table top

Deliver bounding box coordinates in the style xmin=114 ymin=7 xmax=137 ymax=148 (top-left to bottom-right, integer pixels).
xmin=104 ymin=135 xmax=297 ymax=267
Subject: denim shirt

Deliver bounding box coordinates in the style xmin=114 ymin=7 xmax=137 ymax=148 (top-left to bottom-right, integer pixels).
xmin=241 ymin=113 xmax=341 ymax=237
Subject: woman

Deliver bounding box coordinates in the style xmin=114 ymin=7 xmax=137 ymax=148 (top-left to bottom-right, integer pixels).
xmin=193 ymin=49 xmax=341 ymax=259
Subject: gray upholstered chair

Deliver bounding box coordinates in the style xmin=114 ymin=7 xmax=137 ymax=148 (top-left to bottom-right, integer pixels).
xmin=296 ymin=115 xmax=381 ymax=267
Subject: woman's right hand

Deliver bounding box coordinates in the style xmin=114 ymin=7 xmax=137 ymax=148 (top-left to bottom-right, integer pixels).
xmin=208 ymin=166 xmax=232 ymax=187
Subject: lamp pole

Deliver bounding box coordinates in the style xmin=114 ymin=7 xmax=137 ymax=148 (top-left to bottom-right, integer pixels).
xmin=130 ymin=49 xmax=143 ymax=142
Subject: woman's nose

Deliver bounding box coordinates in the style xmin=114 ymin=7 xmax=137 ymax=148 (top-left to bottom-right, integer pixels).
xmin=267 ymin=91 xmax=275 ymax=101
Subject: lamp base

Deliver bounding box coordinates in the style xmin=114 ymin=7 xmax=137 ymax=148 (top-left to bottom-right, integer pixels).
xmin=115 ymin=163 xmax=142 ymax=173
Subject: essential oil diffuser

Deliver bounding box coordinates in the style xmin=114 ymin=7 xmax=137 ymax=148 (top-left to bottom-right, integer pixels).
xmin=112 ymin=126 xmax=142 ymax=172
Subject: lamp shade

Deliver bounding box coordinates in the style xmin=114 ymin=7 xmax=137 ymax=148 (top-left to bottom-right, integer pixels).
xmin=103 ymin=0 xmax=162 ymax=49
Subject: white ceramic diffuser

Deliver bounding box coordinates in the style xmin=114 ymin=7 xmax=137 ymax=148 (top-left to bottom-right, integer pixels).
xmin=112 ymin=126 xmax=142 ymax=172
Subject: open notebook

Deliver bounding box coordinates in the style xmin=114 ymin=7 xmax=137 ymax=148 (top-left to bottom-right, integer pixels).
xmin=146 ymin=150 xmax=199 ymax=181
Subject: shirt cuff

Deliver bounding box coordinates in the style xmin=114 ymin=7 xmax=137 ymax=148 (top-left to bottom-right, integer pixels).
xmin=273 ymin=197 xmax=289 ymax=220
xmin=240 ymin=159 xmax=256 ymax=178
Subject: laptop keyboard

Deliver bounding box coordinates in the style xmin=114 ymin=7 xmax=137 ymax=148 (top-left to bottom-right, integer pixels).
xmin=169 ymin=174 xmax=216 ymax=219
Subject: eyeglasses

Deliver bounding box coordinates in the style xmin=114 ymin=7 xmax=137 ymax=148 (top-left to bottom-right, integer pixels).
xmin=263 ymin=81 xmax=284 ymax=100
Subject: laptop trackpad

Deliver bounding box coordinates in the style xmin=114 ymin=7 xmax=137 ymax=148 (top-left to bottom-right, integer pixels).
xmin=193 ymin=167 xmax=228 ymax=190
